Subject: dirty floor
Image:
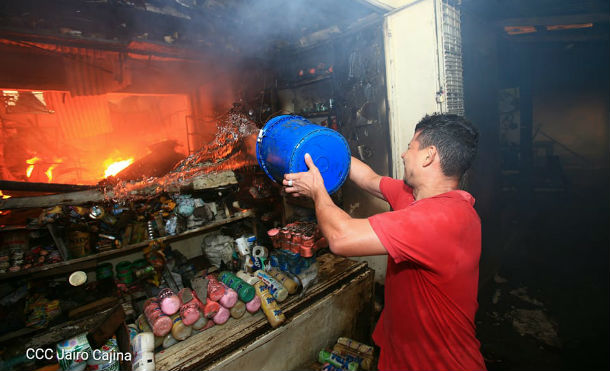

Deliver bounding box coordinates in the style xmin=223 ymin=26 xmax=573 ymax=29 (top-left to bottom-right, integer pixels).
xmin=476 ymin=181 xmax=609 ymax=370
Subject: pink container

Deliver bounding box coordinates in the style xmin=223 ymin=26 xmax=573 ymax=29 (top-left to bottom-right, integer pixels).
xmin=207 ymin=278 xmax=225 ymax=302
xmin=203 ymin=301 xmax=220 ymax=318
xmin=158 ymin=288 xmax=182 ymax=316
xmin=180 ymin=302 xmax=201 ymax=326
xmin=246 ymin=295 xmax=261 ymax=313
xmin=213 ymin=305 xmax=230 ymax=325
xmin=219 ymin=285 xmax=238 ymax=309
xmin=152 ymin=315 xmax=173 ymax=337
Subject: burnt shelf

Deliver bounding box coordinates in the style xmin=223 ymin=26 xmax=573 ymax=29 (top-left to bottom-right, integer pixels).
xmin=279 ymin=73 xmax=333 ymax=89
xmin=0 ymin=180 xmax=95 ymax=193
xmin=297 ymin=111 xmax=335 ymax=118
xmin=0 ymin=210 xmax=254 ymax=281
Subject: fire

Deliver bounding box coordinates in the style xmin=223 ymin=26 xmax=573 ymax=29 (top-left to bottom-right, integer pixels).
xmin=26 ymin=156 xmax=41 ymax=178
xmin=45 ymin=164 xmax=58 ymax=183
xmin=0 ymin=190 xmax=10 ymax=199
xmin=104 ymin=158 xmax=134 ymax=178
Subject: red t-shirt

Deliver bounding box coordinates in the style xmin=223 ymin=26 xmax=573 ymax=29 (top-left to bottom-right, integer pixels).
xmin=368 ymin=177 xmax=486 ymax=371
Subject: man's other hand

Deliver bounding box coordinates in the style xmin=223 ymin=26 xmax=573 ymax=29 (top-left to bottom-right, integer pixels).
xmin=283 ymin=153 xmax=326 ymax=200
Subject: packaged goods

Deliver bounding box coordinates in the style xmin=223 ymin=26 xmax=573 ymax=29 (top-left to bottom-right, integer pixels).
xmin=254 ymin=282 xmax=285 ymax=328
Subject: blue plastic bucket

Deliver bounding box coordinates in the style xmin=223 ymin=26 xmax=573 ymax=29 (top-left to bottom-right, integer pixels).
xmin=256 ymin=115 xmax=350 ymax=194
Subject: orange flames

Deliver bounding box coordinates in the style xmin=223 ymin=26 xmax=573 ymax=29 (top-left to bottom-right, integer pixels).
xmin=45 ymin=164 xmax=58 ymax=183
xmin=0 ymin=191 xmax=10 ymax=215
xmin=104 ymin=158 xmax=134 ymax=178
xmin=25 ymin=157 xmax=62 ymax=183
xmin=26 ymin=156 xmax=40 ymax=178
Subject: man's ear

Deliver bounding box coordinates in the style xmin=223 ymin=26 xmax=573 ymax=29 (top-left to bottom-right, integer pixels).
xmin=422 ymin=146 xmax=436 ymax=167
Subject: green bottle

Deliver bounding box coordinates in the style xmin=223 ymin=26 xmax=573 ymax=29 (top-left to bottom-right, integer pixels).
xmin=318 ymin=350 xmax=358 ymax=371
xmin=219 ymin=271 xmax=255 ymax=302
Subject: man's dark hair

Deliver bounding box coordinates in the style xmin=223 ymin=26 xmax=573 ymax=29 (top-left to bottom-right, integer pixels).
xmin=414 ymin=113 xmax=479 ymax=178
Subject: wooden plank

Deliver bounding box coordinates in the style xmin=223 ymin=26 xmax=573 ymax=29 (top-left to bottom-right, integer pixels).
xmin=47 ymin=224 xmax=69 ymax=261
xmin=191 ymin=171 xmax=238 ymax=191
xmin=0 ymin=326 xmax=39 ymax=343
xmin=68 ymin=297 xmax=119 ymax=319
xmin=0 ymin=210 xmax=253 ymax=280
xmin=86 ymin=304 xmax=125 ymax=349
xmin=0 ymin=180 xmax=95 ymax=193
xmin=25 ymin=307 xmax=115 ymax=348
xmin=0 ymin=171 xmax=239 ymax=210
xmin=155 ymin=254 xmax=369 ymax=370
xmin=0 ymin=189 xmax=107 ymax=210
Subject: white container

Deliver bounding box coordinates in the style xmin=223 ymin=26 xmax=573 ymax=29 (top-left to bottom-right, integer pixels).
xmin=132 ymin=332 xmax=155 ymax=354
xmin=132 ymin=351 xmax=155 ymax=371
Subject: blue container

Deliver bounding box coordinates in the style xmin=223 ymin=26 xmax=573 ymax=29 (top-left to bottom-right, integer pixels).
xmin=256 ymin=115 xmax=350 ymax=194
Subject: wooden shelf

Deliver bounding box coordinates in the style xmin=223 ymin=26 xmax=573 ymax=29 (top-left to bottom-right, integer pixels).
xmin=279 ymin=74 xmax=333 ymax=89
xmin=297 ymin=111 xmax=334 ymax=118
xmin=0 ymin=210 xmax=254 ymax=280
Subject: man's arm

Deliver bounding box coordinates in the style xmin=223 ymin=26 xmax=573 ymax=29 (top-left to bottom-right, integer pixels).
xmin=311 ymin=186 xmax=387 ymax=257
xmin=283 ymin=154 xmax=387 ymax=257
xmin=349 ymin=156 xmax=384 ymax=200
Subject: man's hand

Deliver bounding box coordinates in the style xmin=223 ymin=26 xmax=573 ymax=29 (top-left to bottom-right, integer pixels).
xmin=283 ymin=153 xmax=326 ymax=200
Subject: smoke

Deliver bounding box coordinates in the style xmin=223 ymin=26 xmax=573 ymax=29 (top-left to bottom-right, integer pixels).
xmin=176 ymin=0 xmax=378 ymax=57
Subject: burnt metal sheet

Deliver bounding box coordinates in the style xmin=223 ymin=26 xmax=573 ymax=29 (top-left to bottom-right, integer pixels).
xmin=44 ymin=91 xmax=113 ymax=139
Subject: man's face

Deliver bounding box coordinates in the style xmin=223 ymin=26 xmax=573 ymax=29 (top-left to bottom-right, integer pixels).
xmin=401 ymin=132 xmax=421 ymax=187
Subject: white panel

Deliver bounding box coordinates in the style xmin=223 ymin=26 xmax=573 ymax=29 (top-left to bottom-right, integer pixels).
xmin=357 ymin=0 xmax=414 ymax=10
xmin=383 ymin=0 xmax=444 ymax=179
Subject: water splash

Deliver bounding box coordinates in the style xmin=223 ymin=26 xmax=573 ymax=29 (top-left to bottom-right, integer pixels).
xmin=105 ymin=109 xmax=259 ymax=201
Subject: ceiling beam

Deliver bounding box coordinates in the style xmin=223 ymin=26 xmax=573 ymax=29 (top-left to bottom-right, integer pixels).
xmin=496 ymin=13 xmax=609 ymax=28
xmin=504 ymin=29 xmax=609 ymax=43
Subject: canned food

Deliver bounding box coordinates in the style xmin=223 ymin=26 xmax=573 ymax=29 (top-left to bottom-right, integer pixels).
xmin=89 ymin=206 xmax=105 ymax=219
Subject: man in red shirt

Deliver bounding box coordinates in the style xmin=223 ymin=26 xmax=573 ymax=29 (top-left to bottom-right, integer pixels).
xmin=283 ymin=114 xmax=486 ymax=371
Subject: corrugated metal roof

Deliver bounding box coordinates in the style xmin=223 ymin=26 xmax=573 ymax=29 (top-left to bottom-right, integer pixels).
xmin=44 ymin=91 xmax=113 ymax=140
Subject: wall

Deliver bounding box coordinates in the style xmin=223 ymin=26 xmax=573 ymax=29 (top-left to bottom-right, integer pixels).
xmin=530 ymin=42 xmax=609 ymax=186
xmin=461 ymin=9 xmax=502 ymax=284
xmin=383 ymin=0 xmax=445 ymax=180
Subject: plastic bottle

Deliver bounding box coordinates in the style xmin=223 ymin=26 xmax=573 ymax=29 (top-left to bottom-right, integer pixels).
xmin=230 ymin=301 xmax=246 ymax=319
xmin=162 ymin=333 xmax=178 ymax=349
xmin=269 ymin=268 xmax=298 ymax=294
xmin=132 ymin=351 xmax=155 ymax=371
xmin=170 ymin=314 xmax=192 ymax=341
xmin=218 ymin=271 xmax=256 ymax=302
xmin=207 ymin=277 xmax=225 ymax=302
xmin=143 ymin=298 xmax=172 ymax=337
xmin=212 ymin=305 xmax=230 ymax=325
xmin=246 ymin=295 xmax=261 ymax=313
xmin=179 ymin=302 xmax=201 ymax=326
xmin=318 ymin=350 xmax=358 ymax=371
xmin=254 ymin=282 xmax=285 ymax=328
xmin=336 ymin=337 xmax=374 ymax=356
xmin=191 ymin=314 xmax=208 ymax=330
xmin=158 ymin=288 xmax=181 ymax=315
xmin=236 ymin=270 xmax=259 ymax=285
xmin=255 ymin=270 xmax=288 ymax=302
xmin=203 ymin=301 xmax=220 ymax=318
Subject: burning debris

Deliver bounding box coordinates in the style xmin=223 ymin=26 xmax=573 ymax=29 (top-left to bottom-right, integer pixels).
xmin=104 ymin=108 xmax=259 ymax=201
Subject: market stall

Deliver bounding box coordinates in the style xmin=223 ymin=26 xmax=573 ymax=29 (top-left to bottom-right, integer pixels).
xmin=0 ymin=1 xmax=395 ymax=370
